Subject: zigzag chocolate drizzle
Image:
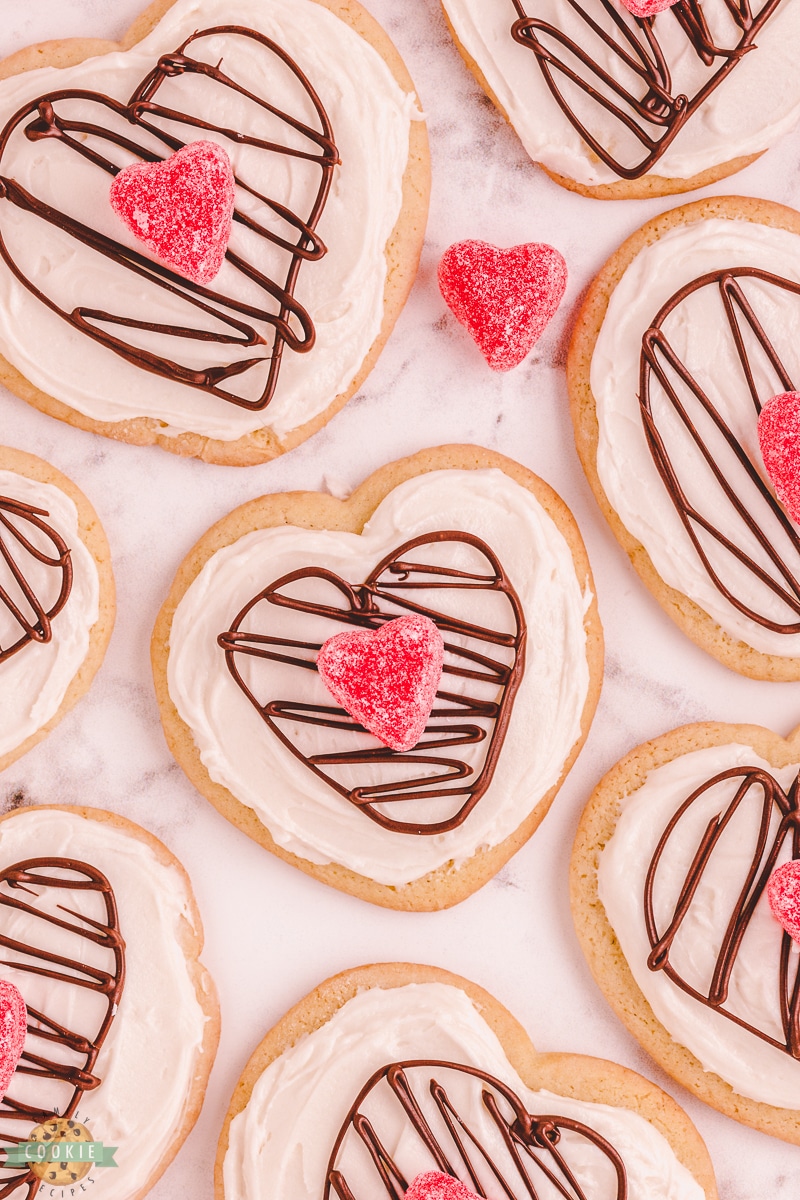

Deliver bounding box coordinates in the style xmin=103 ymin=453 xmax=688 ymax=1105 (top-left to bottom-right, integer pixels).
xmin=0 ymin=25 xmax=339 ymax=411
xmin=0 ymin=497 xmax=72 ymax=664
xmin=218 ymin=532 xmax=526 ymax=836
xmin=644 ymin=766 xmax=800 ymax=1057
xmin=511 ymin=0 xmax=784 ymax=180
xmin=0 ymin=858 xmax=125 ymax=1198
xmin=324 ymin=1060 xmax=627 ymax=1200
xmin=639 ymin=266 xmax=800 ymax=633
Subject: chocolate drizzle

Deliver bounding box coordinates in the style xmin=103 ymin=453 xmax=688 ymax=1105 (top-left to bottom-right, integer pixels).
xmin=324 ymin=1060 xmax=627 ymax=1200
xmin=0 ymin=25 xmax=338 ymax=410
xmin=639 ymin=265 xmax=800 ymax=633
xmin=218 ymin=532 xmax=526 ymax=835
xmin=644 ymin=765 xmax=800 ymax=1057
xmin=511 ymin=0 xmax=784 ymax=179
xmin=0 ymin=858 xmax=125 ymax=1198
xmin=0 ymin=496 xmax=72 ymax=663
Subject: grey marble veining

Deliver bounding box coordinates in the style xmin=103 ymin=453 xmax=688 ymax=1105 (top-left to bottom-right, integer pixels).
xmin=0 ymin=0 xmax=799 ymax=1197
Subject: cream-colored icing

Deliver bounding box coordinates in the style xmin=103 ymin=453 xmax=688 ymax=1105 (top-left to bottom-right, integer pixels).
xmin=0 ymin=808 xmax=211 ymax=1198
xmin=223 ymin=982 xmax=704 ymax=1200
xmin=0 ymin=0 xmax=416 ymax=441
xmin=0 ymin=469 xmax=99 ymax=758
xmin=599 ymin=742 xmax=800 ymax=1108
xmin=167 ymin=469 xmax=591 ymax=885
xmin=591 ymin=217 xmax=800 ymax=658
xmin=441 ymin=0 xmax=800 ymax=185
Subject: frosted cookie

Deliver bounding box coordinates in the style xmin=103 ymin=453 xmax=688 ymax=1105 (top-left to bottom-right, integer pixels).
xmin=567 ymin=195 xmax=800 ymax=679
xmin=0 ymin=804 xmax=219 ymax=1195
xmin=0 ymin=446 xmax=114 ymax=773
xmin=440 ymin=0 xmax=800 ymax=199
xmin=572 ymin=719 xmax=800 ymax=1142
xmin=0 ymin=0 xmax=429 ymax=465
xmin=152 ymin=445 xmax=603 ymax=910
xmin=216 ymin=962 xmax=718 ymax=1200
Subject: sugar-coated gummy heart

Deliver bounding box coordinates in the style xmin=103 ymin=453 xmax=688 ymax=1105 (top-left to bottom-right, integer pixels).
xmin=316 ymin=614 xmax=444 ymax=752
xmin=767 ymin=860 xmax=800 ymax=943
xmin=0 ymin=978 xmax=26 ymax=1099
xmin=109 ymin=140 xmax=235 ymax=285
xmin=406 ymin=1173 xmax=480 ymax=1200
xmin=758 ymin=391 xmax=800 ymax=524
xmin=438 ymin=240 xmax=567 ymax=371
xmin=619 ymin=0 xmax=680 ymax=16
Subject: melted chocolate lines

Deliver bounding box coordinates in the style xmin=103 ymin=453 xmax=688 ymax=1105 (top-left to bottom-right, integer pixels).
xmin=0 ymin=26 xmax=339 ymax=410
xmin=324 ymin=1061 xmax=627 ymax=1200
xmin=0 ymin=859 xmax=124 ymax=1198
xmin=645 ymin=765 xmax=800 ymax=1058
xmin=218 ymin=533 xmax=526 ymax=836
xmin=511 ymin=0 xmax=783 ymax=179
xmin=0 ymin=497 xmax=72 ymax=664
xmin=640 ymin=266 xmax=800 ymax=633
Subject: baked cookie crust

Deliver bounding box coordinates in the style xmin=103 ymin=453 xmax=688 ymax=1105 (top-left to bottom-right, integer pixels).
xmin=0 ymin=0 xmax=430 ymax=465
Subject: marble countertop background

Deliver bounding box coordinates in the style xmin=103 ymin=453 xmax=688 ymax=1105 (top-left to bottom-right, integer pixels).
xmin=1 ymin=0 xmax=799 ymax=1196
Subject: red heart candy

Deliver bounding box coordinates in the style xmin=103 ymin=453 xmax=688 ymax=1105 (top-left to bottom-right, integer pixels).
xmin=109 ymin=140 xmax=235 ymax=285
xmin=758 ymin=391 xmax=800 ymax=524
xmin=619 ymin=0 xmax=679 ymax=16
xmin=768 ymin=860 xmax=800 ymax=942
xmin=406 ymin=1175 xmax=480 ymax=1200
xmin=0 ymin=979 xmax=26 ymax=1099
xmin=438 ymin=239 xmax=567 ymax=371
xmin=316 ymin=615 xmax=444 ymax=752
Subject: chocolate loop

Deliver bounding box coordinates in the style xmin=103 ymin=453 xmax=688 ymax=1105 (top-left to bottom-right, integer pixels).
xmin=0 ymin=496 xmax=72 ymax=664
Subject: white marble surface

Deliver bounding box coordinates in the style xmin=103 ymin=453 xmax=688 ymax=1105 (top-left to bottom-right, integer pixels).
xmin=1 ymin=1 xmax=800 ymax=1197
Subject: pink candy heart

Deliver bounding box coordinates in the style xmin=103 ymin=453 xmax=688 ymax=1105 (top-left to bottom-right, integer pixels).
xmin=758 ymin=391 xmax=800 ymax=524
xmin=438 ymin=240 xmax=567 ymax=371
xmin=406 ymin=1174 xmax=481 ymax=1200
xmin=619 ymin=0 xmax=680 ymax=16
xmin=109 ymin=140 xmax=235 ymax=285
xmin=0 ymin=979 xmax=26 ymax=1099
xmin=768 ymin=860 xmax=800 ymax=943
xmin=316 ymin=615 xmax=444 ymax=752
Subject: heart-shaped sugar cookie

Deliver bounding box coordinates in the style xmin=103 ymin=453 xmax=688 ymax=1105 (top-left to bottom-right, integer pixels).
xmin=573 ymin=719 xmax=800 ymax=1141
xmin=215 ymin=964 xmax=718 ymax=1200
xmin=0 ymin=979 xmax=26 ymax=1100
xmin=156 ymin=447 xmax=603 ymax=909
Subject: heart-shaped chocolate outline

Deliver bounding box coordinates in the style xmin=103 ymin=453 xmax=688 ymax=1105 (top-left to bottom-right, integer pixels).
xmin=218 ymin=531 xmax=526 ymax=836
xmin=0 ymin=858 xmax=125 ymax=1199
xmin=0 ymin=24 xmax=338 ymax=412
xmin=511 ymin=0 xmax=783 ymax=180
xmin=0 ymin=496 xmax=72 ymax=665
xmin=324 ymin=1059 xmax=627 ymax=1200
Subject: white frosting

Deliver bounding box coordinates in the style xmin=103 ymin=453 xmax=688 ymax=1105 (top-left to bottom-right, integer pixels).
xmin=0 ymin=808 xmax=211 ymax=1198
xmin=0 ymin=469 xmax=99 ymax=758
xmin=167 ymin=469 xmax=591 ymax=885
xmin=223 ymin=982 xmax=704 ymax=1200
xmin=0 ymin=0 xmax=415 ymax=441
xmin=591 ymin=217 xmax=800 ymax=658
xmin=599 ymin=743 xmax=800 ymax=1108
xmin=440 ymin=0 xmax=800 ymax=185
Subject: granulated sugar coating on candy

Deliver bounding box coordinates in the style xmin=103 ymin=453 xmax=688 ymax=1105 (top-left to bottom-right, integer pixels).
xmin=406 ymin=1173 xmax=481 ymax=1200
xmin=758 ymin=391 xmax=800 ymax=524
xmin=109 ymin=140 xmax=235 ymax=285
xmin=767 ymin=860 xmax=800 ymax=943
xmin=619 ymin=0 xmax=679 ymax=16
xmin=316 ymin=614 xmax=444 ymax=752
xmin=438 ymin=240 xmax=567 ymax=371
xmin=0 ymin=979 xmax=26 ymax=1099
